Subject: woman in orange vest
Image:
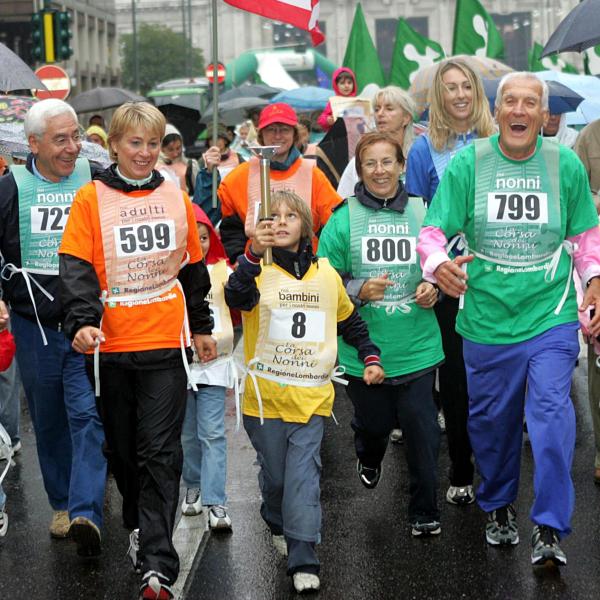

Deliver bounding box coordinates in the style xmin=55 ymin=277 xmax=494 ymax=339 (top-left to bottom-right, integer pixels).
xmin=195 ymin=103 xmax=342 ymax=262
xmin=58 ymin=102 xmax=216 ymax=600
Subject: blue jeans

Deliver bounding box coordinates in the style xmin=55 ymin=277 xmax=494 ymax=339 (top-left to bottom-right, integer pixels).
xmin=181 ymin=385 xmax=227 ymax=505
xmin=463 ymin=322 xmax=579 ymax=537
xmin=0 ymin=484 xmax=5 ymax=510
xmin=0 ymin=336 xmax=21 ymax=445
xmin=11 ymin=312 xmax=107 ymax=527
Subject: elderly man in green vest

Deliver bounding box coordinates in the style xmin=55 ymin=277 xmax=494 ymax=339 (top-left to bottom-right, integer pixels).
xmin=417 ymin=72 xmax=600 ymax=567
xmin=0 ymin=99 xmax=106 ymax=556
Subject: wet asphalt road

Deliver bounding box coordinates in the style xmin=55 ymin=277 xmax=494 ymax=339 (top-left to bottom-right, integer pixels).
xmin=2 ymin=347 xmax=600 ymax=600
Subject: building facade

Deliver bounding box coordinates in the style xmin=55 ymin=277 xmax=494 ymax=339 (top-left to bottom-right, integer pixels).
xmin=0 ymin=0 xmax=120 ymax=93
xmin=115 ymin=0 xmax=582 ymax=78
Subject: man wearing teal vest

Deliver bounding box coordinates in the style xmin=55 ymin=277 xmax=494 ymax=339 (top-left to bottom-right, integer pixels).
xmin=417 ymin=72 xmax=600 ymax=567
xmin=0 ymin=99 xmax=106 ymax=557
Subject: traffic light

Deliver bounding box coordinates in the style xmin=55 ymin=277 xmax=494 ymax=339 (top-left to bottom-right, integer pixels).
xmin=31 ymin=11 xmax=45 ymax=62
xmin=54 ymin=11 xmax=73 ymax=61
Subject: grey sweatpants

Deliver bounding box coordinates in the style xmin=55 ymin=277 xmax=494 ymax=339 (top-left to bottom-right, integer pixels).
xmin=243 ymin=414 xmax=324 ymax=575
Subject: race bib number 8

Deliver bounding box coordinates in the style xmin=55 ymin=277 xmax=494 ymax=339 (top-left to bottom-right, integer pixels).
xmin=361 ymin=236 xmax=416 ymax=265
xmin=30 ymin=205 xmax=71 ymax=233
xmin=268 ymin=309 xmax=326 ymax=343
xmin=114 ymin=220 xmax=176 ymax=257
xmin=487 ymin=193 xmax=548 ymax=224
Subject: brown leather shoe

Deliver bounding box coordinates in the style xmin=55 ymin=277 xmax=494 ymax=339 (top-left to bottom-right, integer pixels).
xmin=70 ymin=516 xmax=101 ymax=557
xmin=49 ymin=510 xmax=70 ymax=538
xmin=594 ymin=468 xmax=600 ymax=485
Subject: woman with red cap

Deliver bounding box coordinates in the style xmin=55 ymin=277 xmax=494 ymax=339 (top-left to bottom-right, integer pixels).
xmin=195 ymin=102 xmax=342 ymax=263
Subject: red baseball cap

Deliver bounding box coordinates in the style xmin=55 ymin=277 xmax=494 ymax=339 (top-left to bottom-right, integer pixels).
xmin=258 ymin=103 xmax=298 ymax=129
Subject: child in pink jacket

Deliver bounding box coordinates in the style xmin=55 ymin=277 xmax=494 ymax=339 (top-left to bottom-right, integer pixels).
xmin=317 ymin=67 xmax=358 ymax=132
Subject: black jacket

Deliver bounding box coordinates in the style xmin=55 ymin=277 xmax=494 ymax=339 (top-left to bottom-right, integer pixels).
xmin=0 ymin=154 xmax=100 ymax=329
xmin=225 ymin=239 xmax=381 ymax=364
xmin=59 ymin=165 xmax=213 ymax=366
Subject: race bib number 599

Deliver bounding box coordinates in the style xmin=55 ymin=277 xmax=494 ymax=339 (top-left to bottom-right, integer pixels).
xmin=487 ymin=193 xmax=548 ymax=224
xmin=114 ymin=220 xmax=175 ymax=257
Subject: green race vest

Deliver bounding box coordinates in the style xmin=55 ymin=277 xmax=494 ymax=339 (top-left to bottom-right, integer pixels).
xmin=473 ymin=138 xmax=562 ymax=266
xmin=349 ymin=196 xmax=425 ymax=311
xmin=14 ymin=159 xmax=91 ymax=275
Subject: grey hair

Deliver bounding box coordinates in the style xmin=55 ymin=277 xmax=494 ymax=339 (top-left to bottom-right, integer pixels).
xmin=372 ymin=86 xmax=416 ymax=157
xmin=495 ymin=72 xmax=549 ymax=111
xmin=24 ymin=99 xmax=78 ymax=138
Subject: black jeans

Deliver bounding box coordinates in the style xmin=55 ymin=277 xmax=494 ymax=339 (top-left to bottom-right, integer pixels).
xmin=434 ymin=295 xmax=474 ymax=486
xmin=96 ymin=365 xmax=187 ymax=584
xmin=347 ymin=371 xmax=440 ymax=523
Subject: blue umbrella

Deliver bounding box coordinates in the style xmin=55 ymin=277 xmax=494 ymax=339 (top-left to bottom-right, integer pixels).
xmin=483 ymin=78 xmax=584 ymax=115
xmin=270 ymin=86 xmax=333 ymax=111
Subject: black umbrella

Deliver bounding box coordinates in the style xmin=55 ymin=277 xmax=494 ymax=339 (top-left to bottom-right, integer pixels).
xmin=219 ymin=84 xmax=282 ymax=103
xmin=541 ymin=0 xmax=600 ymax=56
xmin=0 ymin=42 xmax=47 ymax=93
xmin=69 ymin=87 xmax=145 ymax=112
xmin=201 ymin=97 xmax=269 ymax=126
xmin=483 ymin=78 xmax=584 ymax=114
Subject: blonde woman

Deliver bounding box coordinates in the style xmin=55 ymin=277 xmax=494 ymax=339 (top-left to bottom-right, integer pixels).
xmin=337 ymin=86 xmax=416 ymax=199
xmin=406 ymin=58 xmax=494 ymax=509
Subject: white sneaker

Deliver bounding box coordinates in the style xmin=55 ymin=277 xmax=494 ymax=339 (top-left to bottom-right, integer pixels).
xmin=11 ymin=441 xmax=21 ymax=456
xmin=0 ymin=509 xmax=7 ymax=537
xmin=272 ymin=534 xmax=288 ymax=557
xmin=208 ymin=505 xmax=232 ymax=531
xmin=446 ymin=485 xmax=475 ymax=506
xmin=293 ymin=572 xmax=320 ymax=593
xmin=127 ymin=528 xmax=141 ymax=572
xmin=181 ymin=488 xmax=202 ymax=516
xmin=437 ymin=411 xmax=446 ymax=433
xmin=389 ymin=428 xmax=403 ymax=444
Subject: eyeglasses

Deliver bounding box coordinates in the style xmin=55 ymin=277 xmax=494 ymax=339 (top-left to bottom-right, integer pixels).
xmin=262 ymin=125 xmax=294 ymax=135
xmin=50 ymin=131 xmax=83 ymax=148
xmin=361 ymin=158 xmax=397 ymax=172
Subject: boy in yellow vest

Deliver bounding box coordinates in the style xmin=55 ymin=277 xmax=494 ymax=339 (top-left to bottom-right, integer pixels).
xmin=225 ymin=190 xmax=384 ymax=593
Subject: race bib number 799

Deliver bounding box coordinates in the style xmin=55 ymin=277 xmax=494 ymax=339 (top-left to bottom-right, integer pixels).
xmin=487 ymin=193 xmax=548 ymax=224
xmin=114 ymin=220 xmax=176 ymax=257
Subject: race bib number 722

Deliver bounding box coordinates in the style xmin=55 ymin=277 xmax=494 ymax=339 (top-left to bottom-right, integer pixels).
xmin=30 ymin=205 xmax=70 ymax=233
xmin=487 ymin=193 xmax=548 ymax=224
xmin=114 ymin=220 xmax=176 ymax=257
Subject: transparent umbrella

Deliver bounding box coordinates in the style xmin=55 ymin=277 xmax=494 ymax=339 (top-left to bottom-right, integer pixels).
xmin=0 ymin=42 xmax=47 ymax=93
xmin=0 ymin=122 xmax=111 ymax=167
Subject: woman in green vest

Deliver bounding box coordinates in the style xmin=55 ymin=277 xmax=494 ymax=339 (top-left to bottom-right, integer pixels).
xmin=318 ymin=131 xmax=445 ymax=536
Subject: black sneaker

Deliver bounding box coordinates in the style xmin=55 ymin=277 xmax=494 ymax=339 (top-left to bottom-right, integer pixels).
xmin=356 ymin=459 xmax=382 ymax=489
xmin=531 ymin=525 xmax=567 ymax=566
xmin=486 ymin=504 xmax=519 ymax=545
xmin=411 ymin=520 xmax=441 ymax=537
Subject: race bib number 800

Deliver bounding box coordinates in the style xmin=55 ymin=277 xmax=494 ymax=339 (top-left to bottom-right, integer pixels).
xmin=487 ymin=193 xmax=548 ymax=224
xmin=30 ymin=205 xmax=71 ymax=233
xmin=268 ymin=309 xmax=326 ymax=343
xmin=361 ymin=236 xmax=416 ymax=265
xmin=114 ymin=220 xmax=176 ymax=257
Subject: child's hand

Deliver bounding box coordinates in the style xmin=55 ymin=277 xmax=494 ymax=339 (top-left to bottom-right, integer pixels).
xmin=251 ymin=219 xmax=275 ymax=257
xmin=193 ymin=333 xmax=217 ymax=363
xmin=363 ymin=364 xmax=384 ymax=385
xmin=0 ymin=300 xmax=8 ymax=332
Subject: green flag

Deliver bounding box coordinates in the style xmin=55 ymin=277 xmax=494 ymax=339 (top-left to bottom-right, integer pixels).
xmin=584 ymin=45 xmax=600 ymax=75
xmin=389 ymin=18 xmax=445 ymax=90
xmin=452 ymin=0 xmax=504 ymax=58
xmin=342 ymin=3 xmax=386 ymax=91
xmin=529 ymin=42 xmax=579 ymax=74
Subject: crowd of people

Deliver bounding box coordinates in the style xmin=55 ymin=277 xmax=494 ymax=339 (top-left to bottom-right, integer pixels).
xmin=1 ymin=59 xmax=600 ymax=599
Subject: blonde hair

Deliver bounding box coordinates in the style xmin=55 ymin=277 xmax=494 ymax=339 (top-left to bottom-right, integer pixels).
xmin=373 ymin=86 xmax=416 ymax=157
xmin=428 ymin=59 xmax=494 ymax=152
xmin=271 ymin=190 xmax=313 ymax=239
xmin=107 ymin=102 xmax=166 ymax=161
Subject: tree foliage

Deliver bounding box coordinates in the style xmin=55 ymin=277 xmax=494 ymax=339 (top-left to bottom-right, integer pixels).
xmin=120 ymin=24 xmax=204 ymax=94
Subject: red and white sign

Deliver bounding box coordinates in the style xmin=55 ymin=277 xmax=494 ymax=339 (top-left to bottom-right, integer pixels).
xmin=205 ymin=62 xmax=227 ymax=84
xmin=33 ymin=65 xmax=71 ymax=100
xmin=223 ymin=0 xmax=325 ymax=46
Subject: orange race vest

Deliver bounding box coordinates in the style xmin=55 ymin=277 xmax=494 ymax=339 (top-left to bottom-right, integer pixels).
xmin=96 ymin=180 xmax=189 ymax=305
xmin=244 ymin=156 xmax=314 ymax=238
